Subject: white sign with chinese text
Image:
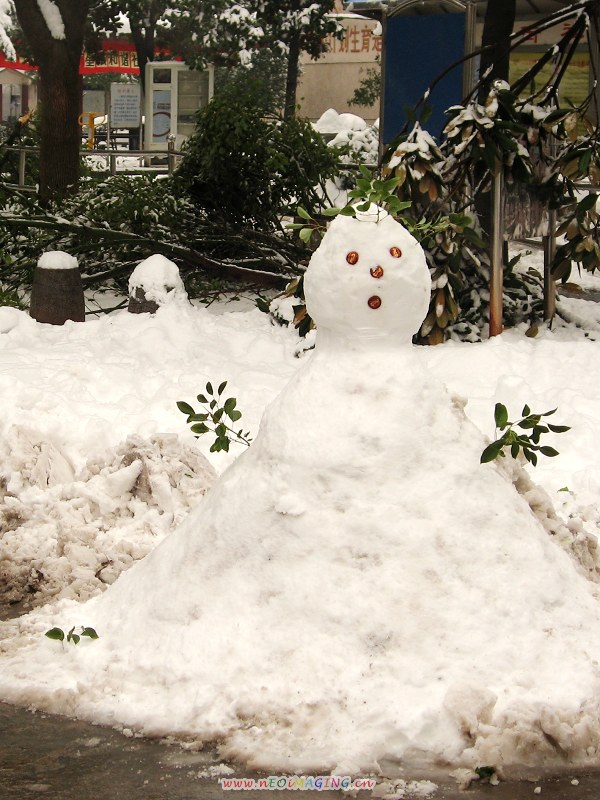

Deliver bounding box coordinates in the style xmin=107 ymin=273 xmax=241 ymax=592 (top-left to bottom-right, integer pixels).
xmin=110 ymin=83 xmax=142 ymax=128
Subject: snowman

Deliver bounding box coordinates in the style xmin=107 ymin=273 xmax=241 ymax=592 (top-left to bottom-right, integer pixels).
xmin=304 ymin=205 xmax=431 ymax=346
xmin=3 ymin=208 xmax=600 ymax=775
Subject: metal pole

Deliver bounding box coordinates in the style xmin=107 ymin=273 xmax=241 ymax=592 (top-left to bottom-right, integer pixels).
xmin=543 ymin=208 xmax=557 ymax=321
xmin=109 ymin=152 xmax=117 ymax=177
xmin=590 ymin=4 xmax=600 ymax=127
xmin=489 ymin=169 xmax=504 ymax=337
xmin=378 ymin=8 xmax=388 ymax=162
xmin=167 ymin=136 xmax=176 ymax=175
xmin=18 ymin=148 xmax=26 ymax=186
xmin=463 ymin=1 xmax=478 ymax=98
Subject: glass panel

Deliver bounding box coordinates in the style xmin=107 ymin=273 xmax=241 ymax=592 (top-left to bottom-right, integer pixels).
xmin=177 ymin=71 xmax=210 ymax=138
xmin=153 ymin=68 xmax=172 ymax=85
xmin=152 ymin=89 xmax=171 ymax=142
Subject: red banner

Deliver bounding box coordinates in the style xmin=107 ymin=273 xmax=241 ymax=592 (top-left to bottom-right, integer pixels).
xmin=0 ymin=40 xmax=178 ymax=75
xmin=81 ymin=40 xmax=141 ymax=75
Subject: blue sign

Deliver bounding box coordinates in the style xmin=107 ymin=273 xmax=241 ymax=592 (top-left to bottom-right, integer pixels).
xmin=382 ymin=12 xmax=465 ymax=144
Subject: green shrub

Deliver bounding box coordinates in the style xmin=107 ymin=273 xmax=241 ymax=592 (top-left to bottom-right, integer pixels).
xmin=0 ymin=172 xmax=305 ymax=306
xmin=174 ymin=82 xmax=341 ymax=230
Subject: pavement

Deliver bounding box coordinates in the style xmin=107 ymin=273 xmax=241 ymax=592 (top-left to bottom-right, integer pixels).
xmin=2 ymin=696 xmax=600 ymax=799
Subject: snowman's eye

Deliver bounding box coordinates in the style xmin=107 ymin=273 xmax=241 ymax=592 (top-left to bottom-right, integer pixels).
xmin=368 ymin=295 xmax=382 ymax=309
xmin=346 ymin=251 xmax=359 ymax=265
xmin=370 ymin=266 xmax=384 ymax=279
xmin=390 ymin=247 xmax=402 ymax=258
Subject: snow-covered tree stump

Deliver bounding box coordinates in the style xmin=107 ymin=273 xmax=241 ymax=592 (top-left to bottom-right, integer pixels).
xmin=128 ymin=255 xmax=188 ymax=314
xmin=29 ymin=251 xmax=85 ymax=325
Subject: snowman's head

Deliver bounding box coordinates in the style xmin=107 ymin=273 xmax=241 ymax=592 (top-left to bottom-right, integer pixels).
xmin=304 ymin=207 xmax=431 ymax=344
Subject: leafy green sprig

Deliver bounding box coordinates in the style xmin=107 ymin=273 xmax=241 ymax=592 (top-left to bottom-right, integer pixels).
xmin=45 ymin=626 xmax=99 ymax=645
xmin=481 ymin=403 xmax=570 ymax=466
xmin=287 ymin=164 xmax=452 ymax=245
xmin=178 ymin=381 xmax=252 ymax=453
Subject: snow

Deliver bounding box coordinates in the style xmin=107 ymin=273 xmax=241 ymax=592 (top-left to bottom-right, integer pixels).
xmin=0 ymin=0 xmax=15 ymax=59
xmin=314 ymin=108 xmax=368 ymax=134
xmin=36 ymin=0 xmax=66 ymax=41
xmin=314 ymin=109 xmax=380 ymax=164
xmin=2 ymin=233 xmax=600 ymax=775
xmin=37 ymin=251 xmax=78 ymax=271
xmin=304 ymin=207 xmax=431 ymax=342
xmin=128 ymin=254 xmax=188 ymax=306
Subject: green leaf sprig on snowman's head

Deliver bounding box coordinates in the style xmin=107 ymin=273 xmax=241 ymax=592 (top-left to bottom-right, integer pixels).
xmin=288 ymin=164 xmax=449 ymax=245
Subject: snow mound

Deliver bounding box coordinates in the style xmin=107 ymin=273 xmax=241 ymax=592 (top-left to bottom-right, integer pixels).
xmin=314 ymin=108 xmax=367 ymax=134
xmin=314 ymin=108 xmax=379 ymax=163
xmin=128 ymin=254 xmax=188 ymax=307
xmin=2 ymin=216 xmax=600 ymax=775
xmin=0 ymin=429 xmax=216 ymax=607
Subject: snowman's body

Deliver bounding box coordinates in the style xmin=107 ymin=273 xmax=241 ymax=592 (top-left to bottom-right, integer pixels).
xmin=3 ymin=210 xmax=600 ymax=773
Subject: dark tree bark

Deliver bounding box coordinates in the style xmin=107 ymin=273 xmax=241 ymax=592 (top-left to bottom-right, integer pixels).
xmin=284 ymin=28 xmax=301 ymax=120
xmin=128 ymin=1 xmax=168 ymax=94
xmin=476 ymin=0 xmax=518 ymax=243
xmin=130 ymin=21 xmax=155 ymax=95
xmin=478 ymin=0 xmax=517 ymax=98
xmin=14 ymin=0 xmax=90 ymax=204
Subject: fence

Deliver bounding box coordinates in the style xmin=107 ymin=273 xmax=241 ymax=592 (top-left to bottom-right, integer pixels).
xmin=2 ymin=139 xmax=184 ymax=191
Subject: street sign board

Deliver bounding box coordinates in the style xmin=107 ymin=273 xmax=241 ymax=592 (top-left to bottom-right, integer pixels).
xmin=110 ymin=82 xmax=142 ymax=128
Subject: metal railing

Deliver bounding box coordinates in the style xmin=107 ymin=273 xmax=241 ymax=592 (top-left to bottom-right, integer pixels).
xmin=2 ymin=139 xmax=184 ymax=189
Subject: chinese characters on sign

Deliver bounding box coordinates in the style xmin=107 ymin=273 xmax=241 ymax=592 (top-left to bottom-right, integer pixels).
xmin=110 ymin=83 xmax=142 ymax=128
xmin=325 ymin=23 xmax=381 ymax=58
xmin=81 ymin=45 xmax=140 ymax=75
xmin=512 ymin=19 xmax=572 ymax=45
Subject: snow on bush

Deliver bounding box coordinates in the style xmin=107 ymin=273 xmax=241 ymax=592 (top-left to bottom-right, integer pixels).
xmin=314 ymin=108 xmax=379 ymax=165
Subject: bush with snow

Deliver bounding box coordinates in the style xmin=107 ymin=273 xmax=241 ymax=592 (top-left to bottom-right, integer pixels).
xmin=314 ymin=108 xmax=379 ymax=165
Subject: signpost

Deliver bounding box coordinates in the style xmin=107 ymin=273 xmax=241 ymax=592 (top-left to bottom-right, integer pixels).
xmin=110 ymin=83 xmax=142 ymax=130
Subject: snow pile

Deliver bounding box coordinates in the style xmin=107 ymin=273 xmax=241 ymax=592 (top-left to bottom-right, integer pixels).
xmin=314 ymin=108 xmax=368 ymax=134
xmin=314 ymin=108 xmax=379 ymax=164
xmin=0 ymin=429 xmax=215 ymax=607
xmin=3 ymin=213 xmax=600 ymax=776
xmin=128 ymin=254 xmax=188 ymax=307
xmin=38 ymin=251 xmax=79 ymax=271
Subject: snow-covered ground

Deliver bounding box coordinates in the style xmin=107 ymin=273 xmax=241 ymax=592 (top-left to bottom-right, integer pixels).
xmin=2 ymin=231 xmax=600 ymax=775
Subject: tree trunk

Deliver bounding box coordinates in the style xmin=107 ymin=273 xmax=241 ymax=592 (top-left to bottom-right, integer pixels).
xmin=130 ymin=20 xmax=156 ymax=95
xmin=479 ymin=0 xmax=517 ymax=97
xmin=284 ymin=28 xmax=300 ymax=120
xmin=476 ymin=0 xmax=517 ymax=237
xmin=38 ymin=54 xmax=83 ymax=203
xmin=14 ymin=0 xmax=90 ymax=204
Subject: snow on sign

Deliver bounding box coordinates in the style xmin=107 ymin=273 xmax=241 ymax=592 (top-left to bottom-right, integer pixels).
xmin=110 ymin=83 xmax=141 ymax=129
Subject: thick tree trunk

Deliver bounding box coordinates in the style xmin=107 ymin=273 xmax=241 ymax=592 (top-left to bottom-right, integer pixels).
xmin=14 ymin=0 xmax=89 ymax=204
xmin=479 ymin=0 xmax=517 ymax=96
xmin=476 ymin=0 xmax=517 ymax=237
xmin=38 ymin=52 xmax=82 ymax=203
